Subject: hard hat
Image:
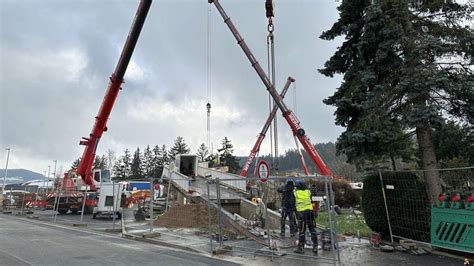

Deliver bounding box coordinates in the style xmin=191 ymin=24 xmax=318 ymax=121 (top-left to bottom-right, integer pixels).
xmin=295 ymin=179 xmax=304 ymax=187
xmin=286 ymin=178 xmax=294 ymax=184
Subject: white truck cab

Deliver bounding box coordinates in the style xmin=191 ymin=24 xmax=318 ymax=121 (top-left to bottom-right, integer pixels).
xmin=92 ymin=182 xmax=128 ymax=219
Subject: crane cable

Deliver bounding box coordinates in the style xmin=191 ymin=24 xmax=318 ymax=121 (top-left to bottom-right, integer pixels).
xmin=266 ymin=28 xmax=274 ymax=172
xmin=266 ymin=0 xmax=278 ymax=172
xmin=206 ymin=5 xmax=212 ymax=151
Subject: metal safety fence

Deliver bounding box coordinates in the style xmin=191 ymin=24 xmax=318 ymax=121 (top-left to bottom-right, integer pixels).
xmin=207 ymin=176 xmax=340 ymax=264
xmin=1 ymin=171 xmax=342 ymax=263
xmin=1 ymin=185 xmax=39 ymax=214
xmin=379 ymin=167 xmax=474 ymax=245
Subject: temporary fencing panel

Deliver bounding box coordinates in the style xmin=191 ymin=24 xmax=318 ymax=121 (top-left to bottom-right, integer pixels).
xmin=380 ymin=167 xmax=474 ymax=245
xmin=207 ymin=176 xmax=340 ymax=264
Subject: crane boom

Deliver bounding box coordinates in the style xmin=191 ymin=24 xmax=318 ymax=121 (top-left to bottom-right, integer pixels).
xmin=76 ymin=0 xmax=152 ymax=191
xmin=209 ymin=0 xmax=332 ymax=176
xmin=240 ymin=76 xmax=295 ymax=177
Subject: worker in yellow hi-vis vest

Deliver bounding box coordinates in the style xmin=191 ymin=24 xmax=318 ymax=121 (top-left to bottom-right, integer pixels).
xmin=294 ymin=179 xmax=318 ymax=255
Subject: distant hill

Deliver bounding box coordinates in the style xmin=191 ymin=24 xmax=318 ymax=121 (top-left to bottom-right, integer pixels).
xmin=0 ymin=169 xmax=45 ymax=184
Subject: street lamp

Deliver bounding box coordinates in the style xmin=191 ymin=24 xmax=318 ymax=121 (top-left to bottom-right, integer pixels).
xmin=46 ymin=165 xmax=51 ymax=192
xmin=53 ymin=160 xmax=57 ymax=189
xmin=2 ymin=148 xmax=11 ymax=188
xmin=43 ymin=171 xmax=47 ymax=194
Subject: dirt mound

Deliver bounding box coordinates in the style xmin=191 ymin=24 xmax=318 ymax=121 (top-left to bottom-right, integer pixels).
xmin=155 ymin=204 xmax=217 ymax=229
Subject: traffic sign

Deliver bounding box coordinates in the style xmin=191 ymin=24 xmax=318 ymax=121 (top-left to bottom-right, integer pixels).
xmin=257 ymin=160 xmax=270 ymax=182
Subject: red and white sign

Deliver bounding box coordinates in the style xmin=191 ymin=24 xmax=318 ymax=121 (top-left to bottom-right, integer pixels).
xmin=257 ymin=160 xmax=270 ymax=183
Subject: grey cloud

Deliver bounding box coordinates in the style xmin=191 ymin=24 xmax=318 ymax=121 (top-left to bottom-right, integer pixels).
xmin=1 ymin=0 xmax=343 ymax=173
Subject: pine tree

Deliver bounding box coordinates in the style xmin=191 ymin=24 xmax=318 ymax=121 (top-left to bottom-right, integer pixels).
xmin=143 ymin=145 xmax=154 ymax=178
xmin=433 ymin=121 xmax=474 ymax=168
xmin=113 ymin=149 xmax=132 ymax=180
xmin=71 ymin=157 xmax=81 ymax=169
xmin=112 ymin=159 xmax=125 ymax=180
xmin=106 ymin=149 xmax=116 ymax=172
xmin=161 ymin=145 xmax=169 ymax=165
xmin=93 ymin=155 xmax=107 ymax=169
xmin=320 ymin=0 xmax=473 ymax=198
xmin=196 ymin=143 xmax=210 ymax=162
xmin=151 ymin=145 xmax=163 ymax=178
xmin=219 ymin=137 xmax=240 ymax=174
xmin=169 ymin=136 xmax=190 ymax=161
xmin=131 ymin=147 xmax=143 ymax=179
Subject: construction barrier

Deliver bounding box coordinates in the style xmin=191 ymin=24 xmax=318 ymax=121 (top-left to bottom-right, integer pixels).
xmin=431 ymin=191 xmax=474 ymax=253
xmin=208 ymin=175 xmax=340 ymax=264
xmin=379 ymin=167 xmax=474 ymax=247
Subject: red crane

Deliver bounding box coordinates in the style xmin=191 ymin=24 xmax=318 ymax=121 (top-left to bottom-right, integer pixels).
xmin=209 ymin=0 xmax=333 ymax=177
xmin=240 ymin=77 xmax=310 ymax=177
xmin=76 ymin=0 xmax=152 ymax=191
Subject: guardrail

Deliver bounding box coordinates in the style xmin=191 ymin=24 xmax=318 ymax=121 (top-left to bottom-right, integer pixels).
xmin=197 ymin=166 xmax=246 ymax=192
xmin=162 ymin=165 xmax=190 ymax=192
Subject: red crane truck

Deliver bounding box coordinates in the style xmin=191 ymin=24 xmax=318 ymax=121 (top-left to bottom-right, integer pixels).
xmin=45 ymin=0 xmax=152 ymax=214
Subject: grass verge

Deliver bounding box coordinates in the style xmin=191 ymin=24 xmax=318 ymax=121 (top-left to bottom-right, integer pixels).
xmin=317 ymin=211 xmax=371 ymax=238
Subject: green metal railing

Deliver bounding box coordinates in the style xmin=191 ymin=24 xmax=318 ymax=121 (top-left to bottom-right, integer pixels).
xmin=431 ymin=193 xmax=474 ymax=254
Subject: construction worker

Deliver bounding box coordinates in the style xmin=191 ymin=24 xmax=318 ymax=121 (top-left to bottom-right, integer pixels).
xmin=294 ymin=179 xmax=318 ymax=255
xmin=277 ymin=178 xmax=297 ymax=237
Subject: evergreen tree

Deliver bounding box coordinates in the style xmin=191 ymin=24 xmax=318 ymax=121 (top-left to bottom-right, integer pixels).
xmin=93 ymin=155 xmax=107 ymax=169
xmin=112 ymin=159 xmax=126 ymax=180
xmin=143 ymin=145 xmax=154 ymax=178
xmin=131 ymin=147 xmax=143 ymax=179
xmin=196 ymin=143 xmax=210 ymax=162
xmin=219 ymin=137 xmax=240 ymax=174
xmin=71 ymin=157 xmax=81 ymax=169
xmin=161 ymin=145 xmax=169 ymax=165
xmin=433 ymin=121 xmax=474 ymax=168
xmin=169 ymin=136 xmax=190 ymax=161
xmin=106 ymin=149 xmax=116 ymax=172
xmin=152 ymin=145 xmax=163 ymax=178
xmin=320 ymin=0 xmax=473 ymax=198
xmin=113 ymin=149 xmax=132 ymax=180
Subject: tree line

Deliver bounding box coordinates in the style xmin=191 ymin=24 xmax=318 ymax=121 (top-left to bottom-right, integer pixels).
xmin=72 ymin=136 xmax=241 ymax=180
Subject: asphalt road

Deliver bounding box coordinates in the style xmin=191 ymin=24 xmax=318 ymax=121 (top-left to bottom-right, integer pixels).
xmin=33 ymin=210 xmax=119 ymax=230
xmin=0 ymin=214 xmax=239 ymax=266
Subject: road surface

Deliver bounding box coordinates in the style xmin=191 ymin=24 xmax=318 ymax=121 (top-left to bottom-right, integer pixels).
xmin=0 ymin=214 xmax=239 ymax=266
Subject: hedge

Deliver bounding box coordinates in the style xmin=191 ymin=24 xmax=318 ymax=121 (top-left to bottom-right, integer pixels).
xmin=362 ymin=172 xmax=431 ymax=242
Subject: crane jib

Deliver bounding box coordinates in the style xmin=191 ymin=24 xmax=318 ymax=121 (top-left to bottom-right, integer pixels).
xmin=210 ymin=0 xmax=333 ymax=177
xmin=76 ymin=0 xmax=152 ymax=190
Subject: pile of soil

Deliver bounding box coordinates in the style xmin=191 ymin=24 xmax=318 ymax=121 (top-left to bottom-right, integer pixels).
xmin=154 ymin=204 xmax=218 ymax=229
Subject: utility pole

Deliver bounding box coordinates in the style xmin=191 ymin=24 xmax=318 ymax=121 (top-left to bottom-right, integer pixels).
xmin=52 ymin=160 xmax=57 ymax=188
xmin=43 ymin=171 xmax=47 ymax=195
xmin=2 ymin=148 xmax=11 ymax=188
xmin=47 ymin=165 xmax=51 ymax=192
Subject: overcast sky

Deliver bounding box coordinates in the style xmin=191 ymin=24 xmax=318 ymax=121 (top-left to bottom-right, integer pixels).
xmin=0 ymin=0 xmax=344 ymax=174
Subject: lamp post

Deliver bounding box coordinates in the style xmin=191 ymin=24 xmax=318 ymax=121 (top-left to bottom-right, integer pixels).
xmin=2 ymin=148 xmax=11 ymax=188
xmin=46 ymin=165 xmax=51 ymax=192
xmin=43 ymin=171 xmax=47 ymax=195
xmin=53 ymin=160 xmax=57 ymax=190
